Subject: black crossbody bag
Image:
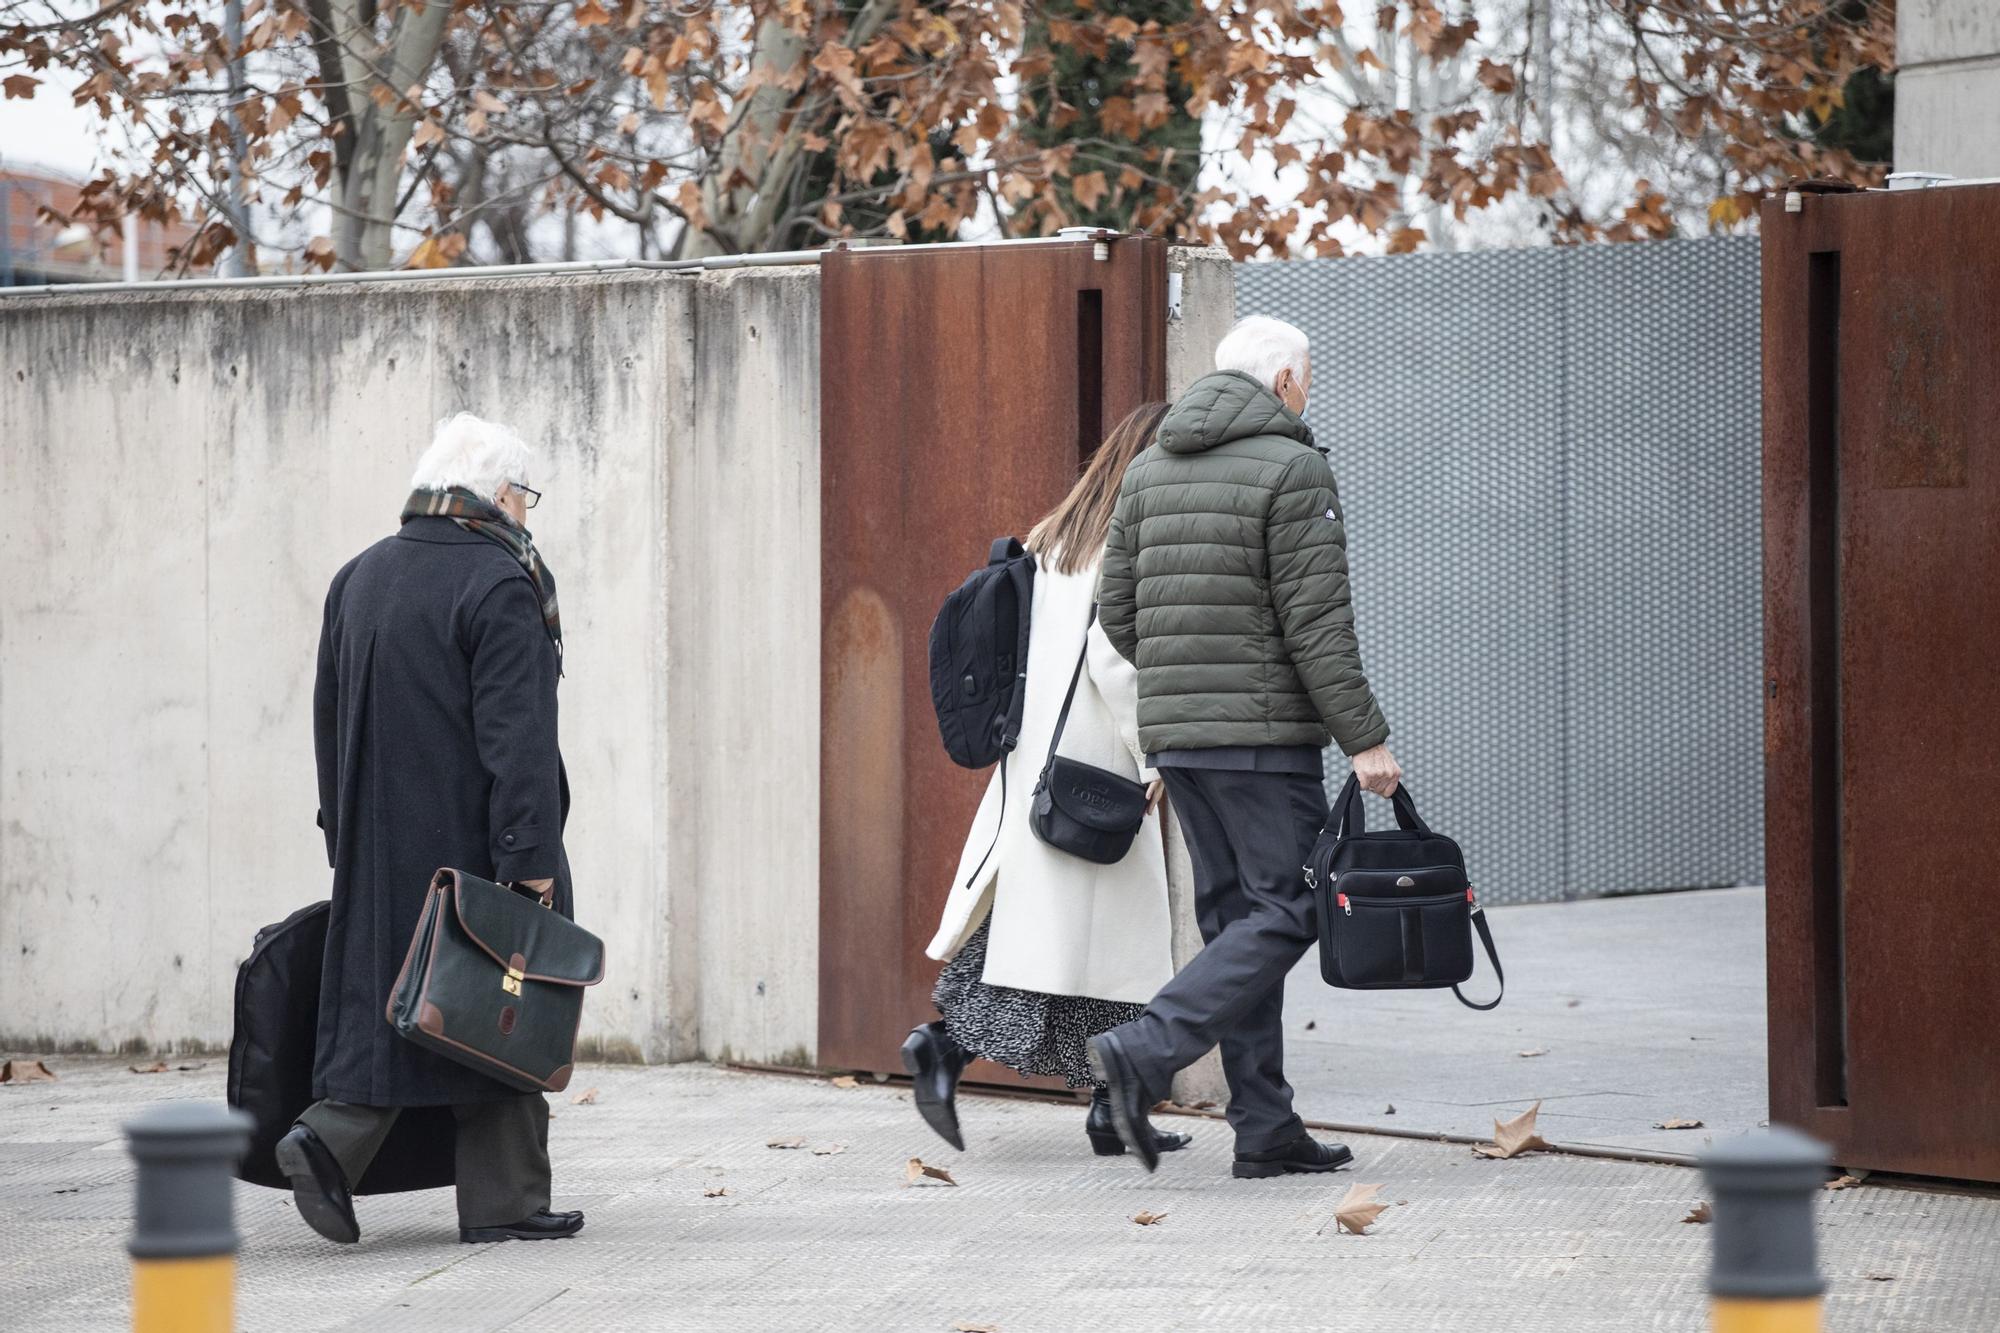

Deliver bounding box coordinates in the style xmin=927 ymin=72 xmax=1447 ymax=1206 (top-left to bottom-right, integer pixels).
xmin=1307 ymin=775 xmax=1503 ymax=1011
xmin=1029 ymin=605 xmax=1149 ymax=864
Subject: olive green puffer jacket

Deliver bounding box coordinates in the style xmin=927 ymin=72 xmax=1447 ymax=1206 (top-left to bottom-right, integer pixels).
xmin=1098 ymin=370 xmax=1390 ymax=757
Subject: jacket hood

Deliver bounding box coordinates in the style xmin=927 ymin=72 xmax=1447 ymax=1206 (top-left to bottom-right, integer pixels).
xmin=1156 ymin=370 xmax=1317 ymax=456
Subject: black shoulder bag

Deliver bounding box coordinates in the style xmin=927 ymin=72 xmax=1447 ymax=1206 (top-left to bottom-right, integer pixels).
xmin=1306 ymin=775 xmax=1503 ymax=1011
xmin=1029 ymin=605 xmax=1149 ymax=865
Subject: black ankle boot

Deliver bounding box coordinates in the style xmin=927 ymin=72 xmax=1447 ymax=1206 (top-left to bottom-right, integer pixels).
xmin=901 ymin=1021 xmax=971 ymax=1151
xmin=1086 ymin=1088 xmax=1194 ymax=1158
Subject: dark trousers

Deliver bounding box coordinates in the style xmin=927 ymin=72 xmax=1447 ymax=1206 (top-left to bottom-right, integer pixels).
xmin=297 ymin=1094 xmax=551 ymax=1228
xmin=1113 ymin=767 xmax=1328 ymax=1152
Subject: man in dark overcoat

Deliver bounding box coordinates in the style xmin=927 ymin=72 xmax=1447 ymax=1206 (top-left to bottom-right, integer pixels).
xmin=276 ymin=412 xmax=584 ymax=1245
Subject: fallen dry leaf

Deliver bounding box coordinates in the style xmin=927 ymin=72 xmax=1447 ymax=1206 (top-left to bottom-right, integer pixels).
xmin=1304 ymin=1020 xmax=1317 ymax=1030
xmin=1865 ymin=1273 xmax=1895 ymax=1282
xmin=1825 ymin=1173 xmax=1867 ymax=1191
xmin=1682 ymin=1201 xmax=1713 ymax=1224
xmin=0 ymin=1059 xmax=57 ymax=1084
xmin=1192 ymin=1100 xmax=1218 ymax=1111
xmin=812 ymin=1144 xmax=846 ymax=1156
xmin=1473 ymin=1102 xmax=1551 ymax=1159
xmin=1518 ymin=1048 xmax=1548 ymax=1058
xmin=1383 ymin=1104 xmax=1396 ymax=1115
xmin=703 ymin=1187 xmax=729 ymax=1198
xmin=570 ymin=1087 xmax=599 ymax=1105
xmin=766 ymin=1136 xmax=807 ymax=1150
xmin=904 ymin=1157 xmax=957 ymax=1187
xmin=1655 ymin=1118 xmax=1703 ymax=1130
xmin=128 ymin=1061 xmax=169 ymax=1075
xmin=175 ymin=1062 xmax=206 ymax=1072
xmin=830 ymin=1075 xmax=859 ymax=1090
xmin=1131 ymin=1210 xmax=1168 ymax=1226
xmin=1332 ymin=1182 xmax=1389 ymax=1235
xmin=951 ymin=1323 xmax=1001 ymax=1333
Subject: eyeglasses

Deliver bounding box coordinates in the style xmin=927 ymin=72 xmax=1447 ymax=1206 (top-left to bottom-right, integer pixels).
xmin=513 ymin=484 xmax=542 ymax=510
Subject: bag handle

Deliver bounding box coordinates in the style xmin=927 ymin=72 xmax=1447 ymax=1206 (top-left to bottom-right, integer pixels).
xmin=1453 ymin=904 xmax=1504 ymax=1011
xmin=1331 ymin=772 xmax=1430 ymax=838
xmin=1039 ymin=603 xmax=1095 ymax=778
xmin=989 ymin=535 xmax=1025 ymax=565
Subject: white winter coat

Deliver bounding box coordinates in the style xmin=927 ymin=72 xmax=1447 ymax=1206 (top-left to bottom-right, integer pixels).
xmin=924 ymin=550 xmax=1175 ymax=1004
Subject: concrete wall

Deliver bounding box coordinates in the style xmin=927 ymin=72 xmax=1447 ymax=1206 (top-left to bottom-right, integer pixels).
xmin=0 ymin=267 xmax=820 ymax=1065
xmin=1896 ymin=0 xmax=2000 ymax=178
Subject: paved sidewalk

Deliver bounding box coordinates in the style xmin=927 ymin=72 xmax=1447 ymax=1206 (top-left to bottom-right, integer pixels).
xmin=1280 ymin=886 xmax=1768 ymax=1158
xmin=5 ymin=1055 xmax=1998 ymax=1331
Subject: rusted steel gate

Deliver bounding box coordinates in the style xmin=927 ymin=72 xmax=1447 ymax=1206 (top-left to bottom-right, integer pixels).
xmin=818 ymin=236 xmax=1168 ymax=1080
xmin=1763 ymin=184 xmax=2000 ymax=1182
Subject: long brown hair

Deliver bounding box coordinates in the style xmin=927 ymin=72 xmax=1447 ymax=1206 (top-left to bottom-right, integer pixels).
xmin=1027 ymin=400 xmax=1170 ymax=575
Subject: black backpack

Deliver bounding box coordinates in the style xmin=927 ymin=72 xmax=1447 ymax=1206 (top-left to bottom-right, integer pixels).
xmin=929 ymin=537 xmax=1036 ymax=769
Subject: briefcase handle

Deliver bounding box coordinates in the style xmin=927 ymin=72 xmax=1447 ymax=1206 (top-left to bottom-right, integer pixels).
xmin=1331 ymin=773 xmax=1431 ymax=840
xmin=504 ymin=881 xmax=556 ymax=909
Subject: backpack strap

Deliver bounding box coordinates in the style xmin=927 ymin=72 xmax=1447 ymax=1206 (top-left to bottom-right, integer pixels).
xmin=990 ymin=536 xmax=1025 ymax=565
xmin=1452 ymin=904 xmax=1504 ymax=1011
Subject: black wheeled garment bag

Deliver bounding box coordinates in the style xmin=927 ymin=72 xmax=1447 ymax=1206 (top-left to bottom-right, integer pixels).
xmin=227 ymin=900 xmax=455 ymax=1193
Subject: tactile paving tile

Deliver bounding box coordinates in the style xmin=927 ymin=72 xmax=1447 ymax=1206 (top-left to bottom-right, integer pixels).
xmin=1234 ymin=238 xmax=1764 ymax=903
xmin=8 ymin=1058 xmax=2000 ymax=1331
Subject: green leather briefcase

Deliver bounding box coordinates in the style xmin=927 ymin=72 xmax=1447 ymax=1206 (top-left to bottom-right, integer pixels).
xmin=387 ymin=869 xmax=604 ymax=1093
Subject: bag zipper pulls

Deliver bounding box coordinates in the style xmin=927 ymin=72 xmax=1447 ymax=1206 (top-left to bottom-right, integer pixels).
xmin=1337 ymin=892 xmax=1352 ymax=916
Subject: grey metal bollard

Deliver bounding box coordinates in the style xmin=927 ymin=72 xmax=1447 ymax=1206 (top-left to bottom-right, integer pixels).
xmin=126 ymin=1101 xmax=254 ymax=1333
xmin=1700 ymin=1127 xmax=1831 ymax=1309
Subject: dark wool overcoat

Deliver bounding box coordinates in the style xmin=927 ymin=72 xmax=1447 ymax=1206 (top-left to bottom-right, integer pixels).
xmin=312 ymin=516 xmax=572 ymax=1107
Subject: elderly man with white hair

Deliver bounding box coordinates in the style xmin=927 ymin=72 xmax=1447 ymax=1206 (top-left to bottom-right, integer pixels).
xmin=1087 ymin=315 xmax=1401 ymax=1177
xmin=276 ymin=413 xmax=584 ymax=1246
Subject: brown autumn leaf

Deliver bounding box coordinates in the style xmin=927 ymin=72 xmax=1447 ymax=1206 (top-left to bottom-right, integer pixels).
xmin=1683 ymin=1201 xmax=1713 ymax=1224
xmin=1473 ymin=1101 xmax=1551 ymax=1159
xmin=570 ymin=1087 xmax=599 ymax=1105
xmin=129 ymin=1060 xmax=169 ymax=1074
xmin=766 ymin=1136 xmax=807 ymax=1150
xmin=0 ymin=1059 xmax=56 ymax=1084
xmin=1131 ymin=1210 xmax=1168 ymax=1226
xmin=3 ymin=74 xmax=41 ymax=100
xmin=1655 ymin=1118 xmax=1704 ymax=1130
xmin=830 ymin=1075 xmax=860 ymax=1089
xmin=1825 ymin=1173 xmax=1867 ymax=1191
xmin=303 ymin=237 xmax=336 ymax=272
xmin=703 ymin=1186 xmax=729 ymax=1198
xmin=905 ymin=1157 xmax=957 ymax=1187
xmin=1332 ymin=1182 xmax=1388 ymax=1235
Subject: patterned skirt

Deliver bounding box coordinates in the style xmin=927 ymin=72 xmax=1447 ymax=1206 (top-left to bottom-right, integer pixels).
xmin=931 ymin=919 xmax=1146 ymax=1088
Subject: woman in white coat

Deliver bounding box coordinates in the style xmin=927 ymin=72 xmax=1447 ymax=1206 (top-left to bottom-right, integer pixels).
xmin=903 ymin=402 xmax=1191 ymax=1159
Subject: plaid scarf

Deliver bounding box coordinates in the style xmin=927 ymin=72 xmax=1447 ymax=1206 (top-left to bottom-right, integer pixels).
xmin=403 ymin=487 xmax=564 ymax=673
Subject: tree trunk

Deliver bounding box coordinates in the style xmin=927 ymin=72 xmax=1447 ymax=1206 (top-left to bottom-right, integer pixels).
xmin=330 ymin=0 xmax=454 ymax=269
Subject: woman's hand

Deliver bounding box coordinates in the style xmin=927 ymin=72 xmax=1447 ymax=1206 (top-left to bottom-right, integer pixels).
xmin=519 ymin=877 xmax=555 ymax=898
xmin=1145 ymin=779 xmax=1166 ymax=814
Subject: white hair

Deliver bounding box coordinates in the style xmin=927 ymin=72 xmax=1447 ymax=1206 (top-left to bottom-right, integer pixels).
xmin=410 ymin=412 xmax=534 ymax=502
xmin=1213 ymin=315 xmax=1310 ymax=392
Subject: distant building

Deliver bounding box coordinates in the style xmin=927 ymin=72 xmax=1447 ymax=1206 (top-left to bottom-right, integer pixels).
xmin=1 ymin=165 xmax=197 ymax=286
xmin=1895 ymin=0 xmax=2000 ymax=179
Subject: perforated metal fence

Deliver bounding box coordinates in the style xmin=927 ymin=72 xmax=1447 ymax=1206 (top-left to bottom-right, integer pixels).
xmin=1235 ymin=237 xmax=1763 ymax=904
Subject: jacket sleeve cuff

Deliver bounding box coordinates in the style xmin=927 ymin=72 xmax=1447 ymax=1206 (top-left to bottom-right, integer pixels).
xmin=493 ymin=825 xmax=559 ymax=881
xmin=1335 ymin=718 xmax=1391 ymax=757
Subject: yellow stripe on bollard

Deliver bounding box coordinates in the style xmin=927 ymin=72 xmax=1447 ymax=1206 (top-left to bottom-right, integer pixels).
xmin=132 ymin=1256 xmax=236 ymax=1333
xmin=1713 ymin=1296 xmax=1821 ymax=1333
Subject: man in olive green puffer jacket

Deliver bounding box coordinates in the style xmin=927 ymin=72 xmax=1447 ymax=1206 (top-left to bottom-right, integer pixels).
xmin=1087 ymin=315 xmax=1402 ymax=1178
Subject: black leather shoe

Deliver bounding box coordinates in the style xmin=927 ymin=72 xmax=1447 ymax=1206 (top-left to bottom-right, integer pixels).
xmin=1232 ymin=1133 xmax=1354 ymax=1179
xmin=1085 ymin=1032 xmax=1159 ymax=1172
xmin=1086 ymin=1088 xmax=1192 ymax=1158
xmin=460 ymin=1208 xmax=585 ymax=1243
xmin=273 ymin=1124 xmax=359 ymax=1244
xmin=901 ymin=1021 xmax=970 ymax=1151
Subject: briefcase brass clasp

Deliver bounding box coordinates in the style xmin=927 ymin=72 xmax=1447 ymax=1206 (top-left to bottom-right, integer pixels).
xmin=502 ymin=966 xmax=524 ymax=996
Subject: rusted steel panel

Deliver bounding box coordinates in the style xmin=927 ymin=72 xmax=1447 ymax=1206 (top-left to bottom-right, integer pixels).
xmin=819 ymin=237 xmax=1167 ymax=1079
xmin=1763 ymin=184 xmax=2000 ymax=1182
